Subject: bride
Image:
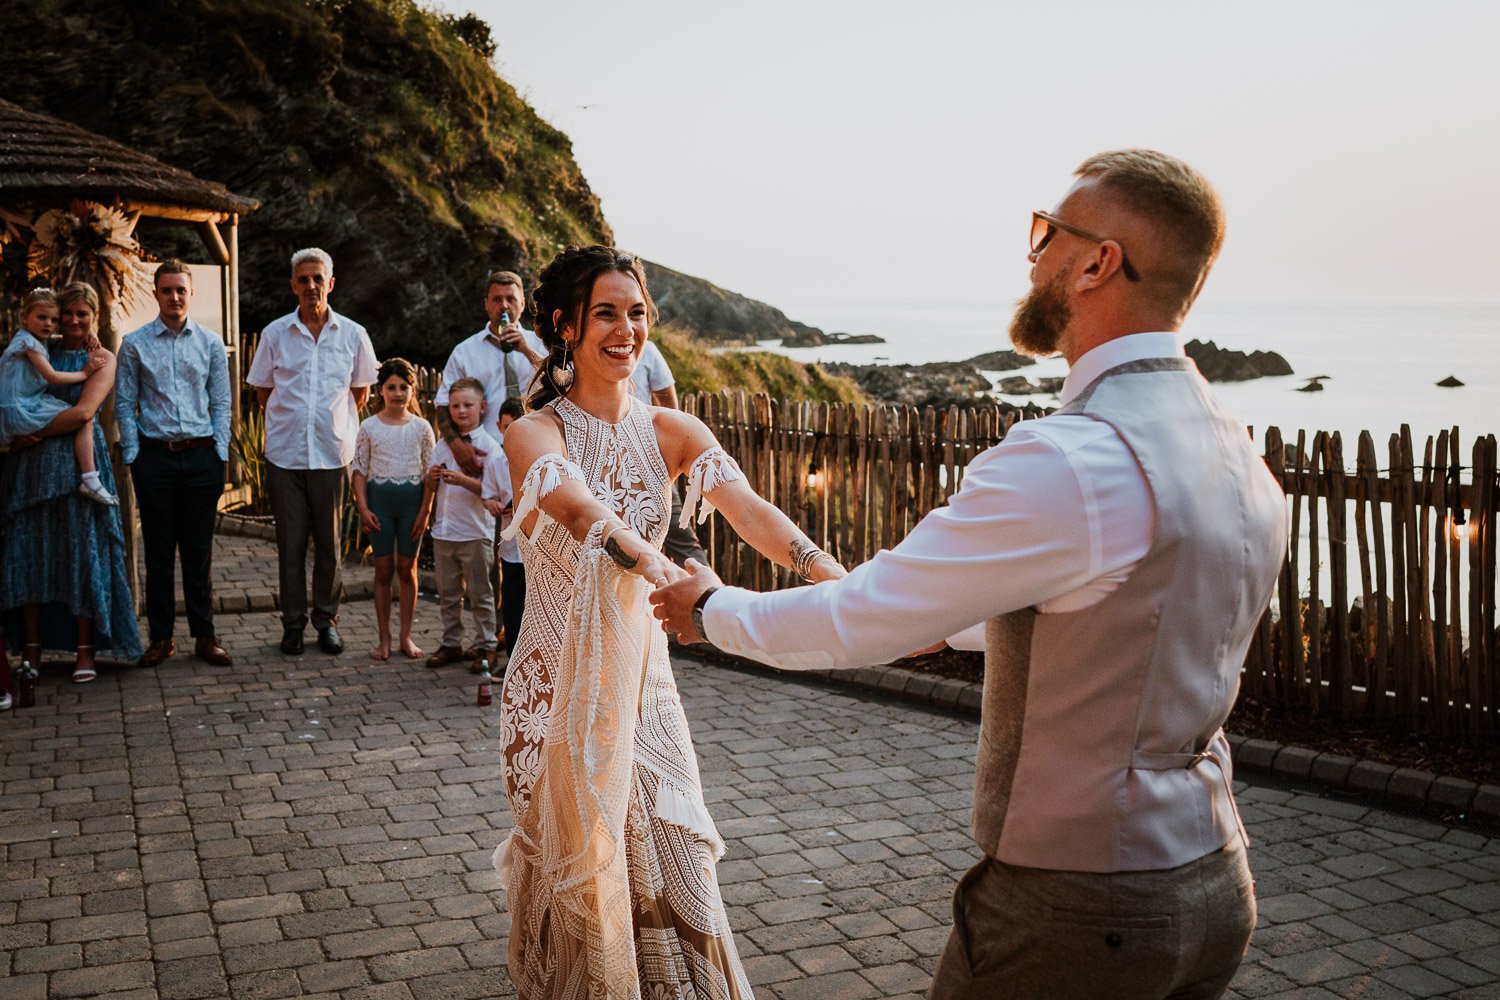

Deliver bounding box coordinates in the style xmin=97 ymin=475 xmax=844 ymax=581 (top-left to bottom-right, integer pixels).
xmin=495 ymin=246 xmax=846 ymax=999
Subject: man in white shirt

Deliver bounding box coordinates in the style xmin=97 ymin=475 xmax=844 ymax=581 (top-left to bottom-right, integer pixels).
xmin=434 ymin=270 xmax=545 ymax=476
xmin=628 ymin=340 xmax=708 ymax=566
xmin=247 ymin=247 xmax=378 ymax=656
xmin=653 ymin=150 xmax=1287 ymax=1000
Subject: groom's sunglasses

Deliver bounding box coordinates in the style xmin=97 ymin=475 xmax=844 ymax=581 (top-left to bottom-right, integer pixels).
xmin=1030 ymin=211 xmax=1141 ymax=282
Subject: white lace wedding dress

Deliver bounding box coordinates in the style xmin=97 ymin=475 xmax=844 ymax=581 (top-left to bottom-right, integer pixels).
xmin=494 ymin=395 xmax=753 ymax=1000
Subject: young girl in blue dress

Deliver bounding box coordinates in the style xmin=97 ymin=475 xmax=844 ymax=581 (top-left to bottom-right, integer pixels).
xmin=0 ymin=288 xmax=117 ymax=505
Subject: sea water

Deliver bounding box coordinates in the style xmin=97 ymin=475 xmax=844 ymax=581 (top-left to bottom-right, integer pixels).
xmin=765 ymin=299 xmax=1497 ymax=622
xmin=765 ymin=300 xmax=1499 ymax=449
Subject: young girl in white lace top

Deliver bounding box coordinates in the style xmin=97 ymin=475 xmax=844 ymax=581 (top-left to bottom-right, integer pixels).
xmin=352 ymin=358 xmax=435 ymax=660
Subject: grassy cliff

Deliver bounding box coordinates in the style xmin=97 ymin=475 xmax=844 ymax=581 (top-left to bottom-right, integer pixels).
xmin=1 ymin=0 xmax=611 ymax=365
xmin=654 ymin=327 xmax=865 ymax=403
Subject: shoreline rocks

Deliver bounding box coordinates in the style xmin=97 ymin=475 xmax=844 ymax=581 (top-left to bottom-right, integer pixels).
xmin=779 ymin=329 xmax=886 ymax=347
xmin=1184 ymin=339 xmax=1294 ymax=382
xmin=824 ymin=349 xmax=1039 ymax=409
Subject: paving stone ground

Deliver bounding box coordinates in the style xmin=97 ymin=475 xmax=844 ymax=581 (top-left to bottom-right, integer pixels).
xmin=4 ymin=566 xmax=1499 ymax=998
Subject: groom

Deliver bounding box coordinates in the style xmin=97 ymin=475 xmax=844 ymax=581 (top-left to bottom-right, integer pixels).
xmin=653 ymin=149 xmax=1287 ymax=999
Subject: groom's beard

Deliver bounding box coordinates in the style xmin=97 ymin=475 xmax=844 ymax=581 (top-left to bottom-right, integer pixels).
xmin=1008 ymin=274 xmax=1072 ymax=358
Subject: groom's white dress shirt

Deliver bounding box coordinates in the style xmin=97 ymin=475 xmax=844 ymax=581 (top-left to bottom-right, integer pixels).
xmin=702 ymin=332 xmax=1179 ymax=669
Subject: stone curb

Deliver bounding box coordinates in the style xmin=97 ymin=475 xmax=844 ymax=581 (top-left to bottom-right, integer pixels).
xmin=688 ymin=646 xmax=1500 ymax=828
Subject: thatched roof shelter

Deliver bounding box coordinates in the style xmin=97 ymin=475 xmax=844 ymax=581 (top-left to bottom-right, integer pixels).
xmin=0 ymin=97 xmax=260 ymax=544
xmin=0 ymin=97 xmax=258 ymax=219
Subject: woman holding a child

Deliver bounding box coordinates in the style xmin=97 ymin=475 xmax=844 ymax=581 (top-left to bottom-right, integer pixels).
xmin=0 ymin=282 xmax=142 ymax=682
xmin=493 ymin=246 xmax=845 ymax=999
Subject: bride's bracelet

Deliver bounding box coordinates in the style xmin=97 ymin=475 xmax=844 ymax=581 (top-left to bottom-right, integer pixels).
xmin=790 ymin=539 xmax=836 ymax=581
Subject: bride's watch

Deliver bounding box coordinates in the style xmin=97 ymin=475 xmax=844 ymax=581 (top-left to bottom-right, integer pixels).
xmin=691 ymin=586 xmax=721 ymax=641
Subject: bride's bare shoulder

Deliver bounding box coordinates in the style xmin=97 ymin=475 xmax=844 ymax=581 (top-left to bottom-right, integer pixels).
xmin=650 ymin=407 xmax=717 ymax=474
xmin=506 ymin=408 xmax=565 ymax=453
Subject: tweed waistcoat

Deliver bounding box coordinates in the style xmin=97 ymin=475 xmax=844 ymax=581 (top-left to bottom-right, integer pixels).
xmin=974 ymin=357 xmax=1286 ymax=872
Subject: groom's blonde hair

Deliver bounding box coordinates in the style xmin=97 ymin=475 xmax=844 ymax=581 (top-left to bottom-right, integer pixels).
xmin=1075 ymin=149 xmax=1224 ymax=309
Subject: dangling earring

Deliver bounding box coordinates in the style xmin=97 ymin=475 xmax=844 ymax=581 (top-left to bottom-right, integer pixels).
xmin=552 ymin=339 xmax=575 ymax=390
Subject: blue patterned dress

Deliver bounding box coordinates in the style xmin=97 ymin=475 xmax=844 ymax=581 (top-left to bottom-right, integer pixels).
xmin=0 ymin=344 xmax=142 ymax=660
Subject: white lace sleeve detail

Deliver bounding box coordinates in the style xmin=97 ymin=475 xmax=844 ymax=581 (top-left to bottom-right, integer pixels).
xmin=418 ymin=421 xmax=434 ymax=475
xmin=502 ymin=453 xmax=586 ymax=541
xmin=352 ymin=423 xmax=372 ymax=479
xmin=679 ymin=446 xmax=744 ymax=528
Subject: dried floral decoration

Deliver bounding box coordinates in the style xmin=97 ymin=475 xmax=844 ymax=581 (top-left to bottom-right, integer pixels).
xmin=27 ymin=199 xmax=151 ymax=312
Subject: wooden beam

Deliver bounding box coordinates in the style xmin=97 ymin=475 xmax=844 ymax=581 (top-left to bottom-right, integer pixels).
xmin=197 ymin=219 xmax=230 ymax=265
xmin=124 ymin=200 xmax=229 ymax=223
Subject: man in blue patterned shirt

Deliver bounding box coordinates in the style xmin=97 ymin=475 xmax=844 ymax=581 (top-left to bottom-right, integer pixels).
xmin=116 ymin=260 xmax=234 ymax=669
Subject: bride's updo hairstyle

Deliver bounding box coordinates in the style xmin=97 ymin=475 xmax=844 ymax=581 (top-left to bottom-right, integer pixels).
xmin=527 ymin=245 xmax=655 ymax=409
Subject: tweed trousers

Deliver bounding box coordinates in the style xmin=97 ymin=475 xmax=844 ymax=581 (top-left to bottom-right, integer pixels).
xmin=928 ymin=843 xmax=1255 ymax=1000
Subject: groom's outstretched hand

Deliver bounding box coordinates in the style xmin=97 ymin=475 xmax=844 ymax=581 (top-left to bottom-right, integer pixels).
xmin=650 ymin=559 xmax=724 ymax=645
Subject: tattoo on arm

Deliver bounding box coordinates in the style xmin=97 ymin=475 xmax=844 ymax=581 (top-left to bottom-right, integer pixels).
xmin=605 ymin=534 xmax=639 ymax=570
xmin=788 ymin=538 xmax=829 ymax=580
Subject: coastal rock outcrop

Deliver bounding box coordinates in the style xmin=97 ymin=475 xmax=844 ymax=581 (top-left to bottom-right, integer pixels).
xmin=777 ymin=328 xmax=885 ymax=347
xmin=646 ymin=262 xmax=832 ymax=347
xmin=996 ymin=376 xmax=1065 ymax=396
xmin=824 ymin=361 xmax=992 ymax=409
xmin=1184 ymin=339 xmax=1294 ymax=382
xmin=968 ymin=350 xmax=1036 ymax=372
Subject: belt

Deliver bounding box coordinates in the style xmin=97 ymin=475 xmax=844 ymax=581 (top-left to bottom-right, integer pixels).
xmin=141 ymin=436 xmax=215 ymax=452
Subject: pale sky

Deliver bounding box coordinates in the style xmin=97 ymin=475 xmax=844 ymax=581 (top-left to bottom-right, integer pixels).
xmin=466 ymin=0 xmax=1499 ymax=315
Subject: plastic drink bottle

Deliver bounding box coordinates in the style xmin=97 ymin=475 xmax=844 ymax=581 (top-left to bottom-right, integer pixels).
xmin=17 ymin=660 xmax=37 ymax=709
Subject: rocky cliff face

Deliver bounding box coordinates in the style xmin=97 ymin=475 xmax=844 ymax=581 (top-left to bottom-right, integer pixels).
xmin=0 ymin=0 xmax=826 ymax=366
xmin=645 ymin=261 xmax=828 ymax=346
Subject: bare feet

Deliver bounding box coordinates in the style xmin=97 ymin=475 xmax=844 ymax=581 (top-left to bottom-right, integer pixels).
xmin=370 ymin=642 xmax=391 ymax=661
xmin=400 ymin=640 xmax=423 ymax=659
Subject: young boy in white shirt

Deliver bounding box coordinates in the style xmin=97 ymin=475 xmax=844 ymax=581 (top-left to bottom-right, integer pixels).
xmin=422 ymin=378 xmax=501 ymax=670
xmin=483 ymin=397 xmax=526 ymax=665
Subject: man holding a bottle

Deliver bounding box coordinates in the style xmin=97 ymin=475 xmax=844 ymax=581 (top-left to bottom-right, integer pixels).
xmin=431 ymin=270 xmax=545 ymax=663
xmin=433 ymin=270 xmax=545 ymax=477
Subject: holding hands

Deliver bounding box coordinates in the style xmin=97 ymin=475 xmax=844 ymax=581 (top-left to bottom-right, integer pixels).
xmin=649 ymin=559 xmax=723 ymax=644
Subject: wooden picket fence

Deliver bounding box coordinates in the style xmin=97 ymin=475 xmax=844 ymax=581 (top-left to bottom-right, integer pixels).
xmin=682 ymin=390 xmax=1500 ymax=743
xmin=231 ymin=336 xmax=1498 ymax=742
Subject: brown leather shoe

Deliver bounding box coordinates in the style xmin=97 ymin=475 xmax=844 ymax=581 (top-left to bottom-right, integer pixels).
xmin=425 ymin=645 xmax=467 ymax=669
xmin=194 ymin=636 xmax=233 ymax=667
xmin=137 ymin=638 xmax=175 ymax=669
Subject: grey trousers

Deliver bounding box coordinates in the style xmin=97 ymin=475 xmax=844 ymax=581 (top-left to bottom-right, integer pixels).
xmin=267 ymin=463 xmax=347 ymax=631
xmin=929 ymin=843 xmax=1255 ymax=1000
xmin=434 ymin=538 xmax=496 ymax=652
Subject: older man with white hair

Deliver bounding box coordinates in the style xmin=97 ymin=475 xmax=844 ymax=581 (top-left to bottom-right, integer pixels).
xmin=247 ymin=247 xmax=378 ymax=656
